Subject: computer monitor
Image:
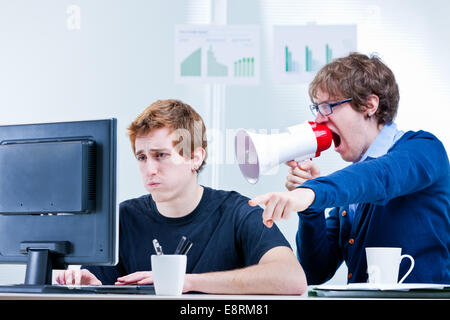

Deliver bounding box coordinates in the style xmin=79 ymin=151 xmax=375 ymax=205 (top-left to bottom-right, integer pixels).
xmin=0 ymin=119 xmax=118 ymax=291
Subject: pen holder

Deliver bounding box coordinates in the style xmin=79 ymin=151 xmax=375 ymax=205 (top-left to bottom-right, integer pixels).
xmin=151 ymin=254 xmax=187 ymax=295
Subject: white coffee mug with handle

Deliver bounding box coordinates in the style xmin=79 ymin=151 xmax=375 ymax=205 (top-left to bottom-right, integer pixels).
xmin=366 ymin=247 xmax=415 ymax=284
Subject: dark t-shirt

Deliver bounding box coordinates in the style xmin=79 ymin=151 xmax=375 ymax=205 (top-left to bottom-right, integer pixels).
xmin=84 ymin=186 xmax=291 ymax=285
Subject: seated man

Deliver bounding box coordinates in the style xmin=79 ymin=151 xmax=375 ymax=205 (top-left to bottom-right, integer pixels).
xmin=56 ymin=99 xmax=307 ymax=295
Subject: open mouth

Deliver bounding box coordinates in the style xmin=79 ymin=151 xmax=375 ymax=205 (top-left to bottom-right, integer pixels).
xmin=332 ymin=131 xmax=341 ymax=148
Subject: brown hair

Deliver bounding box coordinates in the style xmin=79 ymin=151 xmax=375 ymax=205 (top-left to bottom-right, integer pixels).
xmin=128 ymin=99 xmax=207 ymax=172
xmin=309 ymin=52 xmax=399 ymax=125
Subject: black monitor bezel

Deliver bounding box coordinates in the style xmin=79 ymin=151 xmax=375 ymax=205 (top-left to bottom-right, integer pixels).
xmin=0 ymin=119 xmax=118 ymax=268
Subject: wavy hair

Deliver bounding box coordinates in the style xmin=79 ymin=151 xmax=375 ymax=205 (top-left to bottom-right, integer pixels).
xmin=128 ymin=99 xmax=207 ymax=173
xmin=309 ymin=52 xmax=399 ymax=125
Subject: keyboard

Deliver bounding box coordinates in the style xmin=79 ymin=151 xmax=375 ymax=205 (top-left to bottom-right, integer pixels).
xmin=0 ymin=284 xmax=155 ymax=295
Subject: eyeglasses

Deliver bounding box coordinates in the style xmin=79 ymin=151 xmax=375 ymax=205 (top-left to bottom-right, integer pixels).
xmin=310 ymin=98 xmax=352 ymax=117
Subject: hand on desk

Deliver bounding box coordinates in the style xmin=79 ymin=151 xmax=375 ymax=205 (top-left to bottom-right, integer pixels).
xmin=56 ymin=269 xmax=188 ymax=292
xmin=55 ymin=269 xmax=102 ymax=285
xmin=116 ymin=271 xmax=196 ymax=293
xmin=115 ymin=271 xmax=153 ymax=286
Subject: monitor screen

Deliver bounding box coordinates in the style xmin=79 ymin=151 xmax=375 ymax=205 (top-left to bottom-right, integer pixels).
xmin=0 ymin=119 xmax=118 ymax=287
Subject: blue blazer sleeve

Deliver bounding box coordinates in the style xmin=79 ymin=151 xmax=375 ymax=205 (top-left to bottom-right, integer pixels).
xmin=296 ymin=207 xmax=343 ymax=284
xmin=302 ymin=131 xmax=449 ymax=211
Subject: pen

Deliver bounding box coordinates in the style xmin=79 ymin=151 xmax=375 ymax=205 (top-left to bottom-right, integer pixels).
xmin=180 ymin=240 xmax=193 ymax=255
xmin=174 ymin=236 xmax=187 ymax=254
xmin=152 ymin=239 xmax=163 ymax=255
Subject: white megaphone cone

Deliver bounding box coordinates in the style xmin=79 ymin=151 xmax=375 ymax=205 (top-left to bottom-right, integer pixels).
xmin=235 ymin=121 xmax=332 ymax=184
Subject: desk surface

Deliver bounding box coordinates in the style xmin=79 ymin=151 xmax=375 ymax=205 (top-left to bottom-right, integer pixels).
xmin=1 ymin=285 xmax=448 ymax=300
xmin=0 ymin=292 xmax=308 ymax=300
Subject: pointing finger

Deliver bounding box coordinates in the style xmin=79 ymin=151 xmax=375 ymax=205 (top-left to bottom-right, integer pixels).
xmin=262 ymin=195 xmax=276 ymax=223
xmin=263 ymin=219 xmax=273 ymax=228
xmin=248 ymin=193 xmax=272 ymax=207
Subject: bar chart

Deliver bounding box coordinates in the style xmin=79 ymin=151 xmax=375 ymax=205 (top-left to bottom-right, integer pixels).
xmin=273 ymin=25 xmax=357 ymax=83
xmin=175 ymin=25 xmax=260 ymax=84
xmin=285 ymin=46 xmax=300 ymax=73
xmin=305 ymin=46 xmax=321 ymax=72
xmin=234 ymin=57 xmax=255 ymax=77
xmin=326 ymin=43 xmax=333 ymax=64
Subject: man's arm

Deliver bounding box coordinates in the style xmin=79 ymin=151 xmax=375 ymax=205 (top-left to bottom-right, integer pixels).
xmin=115 ymin=246 xmax=307 ymax=295
xmin=250 ymin=132 xmax=449 ymax=225
xmin=304 ymin=132 xmax=449 ymax=210
xmin=184 ymin=246 xmax=307 ymax=295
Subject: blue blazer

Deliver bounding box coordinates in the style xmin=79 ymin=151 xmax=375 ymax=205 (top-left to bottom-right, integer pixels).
xmin=296 ymin=130 xmax=450 ymax=284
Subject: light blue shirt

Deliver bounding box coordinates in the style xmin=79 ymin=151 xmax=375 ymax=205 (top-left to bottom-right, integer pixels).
xmin=348 ymin=122 xmax=404 ymax=223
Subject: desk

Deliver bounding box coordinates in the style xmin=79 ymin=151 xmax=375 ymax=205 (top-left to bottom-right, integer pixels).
xmin=0 ymin=292 xmax=308 ymax=300
xmin=0 ymin=286 xmax=450 ymax=302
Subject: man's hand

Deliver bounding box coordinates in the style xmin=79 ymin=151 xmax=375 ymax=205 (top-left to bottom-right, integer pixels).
xmin=55 ymin=269 xmax=102 ymax=285
xmin=285 ymin=159 xmax=320 ymax=191
xmin=116 ymin=271 xmax=196 ymax=293
xmin=249 ymin=188 xmax=315 ymax=228
xmin=115 ymin=271 xmax=154 ymax=285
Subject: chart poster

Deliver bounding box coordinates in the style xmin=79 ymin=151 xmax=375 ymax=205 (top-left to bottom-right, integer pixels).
xmin=273 ymin=25 xmax=357 ymax=84
xmin=175 ymin=25 xmax=260 ymax=85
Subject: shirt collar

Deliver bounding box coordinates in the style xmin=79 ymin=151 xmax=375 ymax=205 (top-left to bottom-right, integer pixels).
xmin=358 ymin=122 xmax=404 ymax=163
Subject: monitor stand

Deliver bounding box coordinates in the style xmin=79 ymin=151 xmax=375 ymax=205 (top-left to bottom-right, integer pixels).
xmin=20 ymin=241 xmax=70 ymax=285
xmin=0 ymin=241 xmax=76 ymax=294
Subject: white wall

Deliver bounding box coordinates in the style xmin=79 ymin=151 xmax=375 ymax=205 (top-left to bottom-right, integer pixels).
xmin=0 ymin=0 xmax=448 ymax=285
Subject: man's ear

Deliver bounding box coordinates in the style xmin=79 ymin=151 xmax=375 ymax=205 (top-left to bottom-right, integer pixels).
xmin=192 ymin=147 xmax=206 ymax=171
xmin=363 ymin=94 xmax=380 ymax=118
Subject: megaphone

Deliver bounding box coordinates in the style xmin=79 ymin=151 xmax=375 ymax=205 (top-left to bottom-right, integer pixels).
xmin=235 ymin=121 xmax=332 ymax=184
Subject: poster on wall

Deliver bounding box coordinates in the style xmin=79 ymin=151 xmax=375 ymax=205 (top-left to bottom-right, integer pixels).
xmin=174 ymin=25 xmax=260 ymax=85
xmin=273 ymin=25 xmax=357 ymax=84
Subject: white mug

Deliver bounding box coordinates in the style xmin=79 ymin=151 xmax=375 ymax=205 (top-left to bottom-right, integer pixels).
xmin=151 ymin=254 xmax=187 ymax=295
xmin=365 ymin=247 xmax=415 ymax=284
